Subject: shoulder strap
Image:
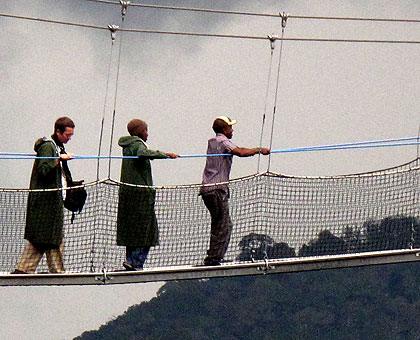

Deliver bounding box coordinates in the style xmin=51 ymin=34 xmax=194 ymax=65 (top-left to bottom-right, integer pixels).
xmin=47 ymin=137 xmax=73 ymax=185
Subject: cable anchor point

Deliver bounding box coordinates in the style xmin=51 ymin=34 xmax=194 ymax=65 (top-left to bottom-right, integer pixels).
xmin=267 ymin=34 xmax=280 ymax=51
xmin=267 ymin=34 xmax=278 ymax=51
xmin=280 ymin=12 xmax=289 ymax=29
xmin=108 ymin=24 xmax=119 ymax=41
xmin=257 ymin=251 xmax=273 ymax=274
xmin=95 ymin=268 xmax=113 ymax=284
xmin=119 ymin=0 xmax=130 ymax=17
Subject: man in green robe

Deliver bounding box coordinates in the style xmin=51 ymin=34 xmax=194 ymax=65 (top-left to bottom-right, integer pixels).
xmin=117 ymin=119 xmax=179 ymax=270
xmin=13 ymin=117 xmax=75 ymax=274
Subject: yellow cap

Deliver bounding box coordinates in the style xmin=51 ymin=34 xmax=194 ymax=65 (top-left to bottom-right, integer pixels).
xmin=215 ymin=116 xmax=237 ymax=125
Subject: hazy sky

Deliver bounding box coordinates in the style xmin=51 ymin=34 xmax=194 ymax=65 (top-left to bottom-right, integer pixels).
xmin=0 ymin=0 xmax=419 ymax=339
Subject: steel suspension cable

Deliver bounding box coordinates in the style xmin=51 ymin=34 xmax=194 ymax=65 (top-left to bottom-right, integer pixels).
xmin=288 ymin=14 xmax=420 ymax=23
xmin=0 ymin=12 xmax=108 ymax=30
xmin=417 ymin=123 xmax=420 ymax=159
xmin=86 ymin=0 xmax=279 ymax=18
xmin=107 ymin=3 xmax=128 ymax=179
xmin=85 ymin=0 xmax=420 ymax=23
xmin=117 ymin=28 xmax=420 ymax=44
xmin=1 ymin=12 xmax=420 ymax=44
xmin=2 ymin=12 xmax=420 ymax=44
xmin=257 ymin=36 xmax=276 ymax=173
xmin=96 ymin=26 xmax=117 ymax=180
xmin=267 ymin=14 xmax=288 ymax=172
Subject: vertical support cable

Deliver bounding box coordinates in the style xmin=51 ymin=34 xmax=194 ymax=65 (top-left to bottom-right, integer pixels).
xmin=414 ymin=122 xmax=420 ymax=250
xmin=409 ymin=160 xmax=419 ymax=249
xmin=267 ymin=12 xmax=288 ymax=172
xmin=91 ymin=27 xmax=118 ymax=272
xmin=107 ymin=1 xmax=129 ymax=179
xmin=96 ymin=25 xmax=118 ymax=181
xmin=416 ymin=122 xmax=420 ymax=159
xmin=257 ymin=36 xmax=276 ymax=173
xmin=102 ymin=1 xmax=130 ymax=273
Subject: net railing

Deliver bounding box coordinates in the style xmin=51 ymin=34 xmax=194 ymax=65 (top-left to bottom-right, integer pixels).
xmin=1 ymin=158 xmax=419 ymax=273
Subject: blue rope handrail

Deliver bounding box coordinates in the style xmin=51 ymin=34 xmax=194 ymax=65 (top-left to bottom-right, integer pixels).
xmin=1 ymin=136 xmax=419 ymax=159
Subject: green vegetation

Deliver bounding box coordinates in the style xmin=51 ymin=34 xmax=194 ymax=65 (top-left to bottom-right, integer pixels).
xmin=76 ymin=216 xmax=420 ymax=340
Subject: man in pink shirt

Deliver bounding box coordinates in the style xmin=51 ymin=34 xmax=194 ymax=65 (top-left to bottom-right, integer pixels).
xmin=200 ymin=116 xmax=270 ymax=266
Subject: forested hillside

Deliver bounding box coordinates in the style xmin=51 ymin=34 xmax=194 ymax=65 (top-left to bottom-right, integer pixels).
xmin=76 ymin=216 xmax=420 ymax=340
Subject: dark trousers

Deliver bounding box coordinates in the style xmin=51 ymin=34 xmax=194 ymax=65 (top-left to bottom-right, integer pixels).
xmin=126 ymin=246 xmax=150 ymax=269
xmin=201 ymin=190 xmax=233 ymax=262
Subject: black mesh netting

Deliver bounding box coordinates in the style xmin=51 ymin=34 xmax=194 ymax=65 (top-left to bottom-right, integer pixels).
xmin=1 ymin=159 xmax=419 ymax=273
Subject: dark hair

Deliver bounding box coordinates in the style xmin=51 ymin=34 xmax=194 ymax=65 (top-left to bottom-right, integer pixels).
xmin=127 ymin=119 xmax=147 ymax=136
xmin=54 ymin=117 xmax=75 ymax=133
xmin=212 ymin=118 xmax=228 ymax=134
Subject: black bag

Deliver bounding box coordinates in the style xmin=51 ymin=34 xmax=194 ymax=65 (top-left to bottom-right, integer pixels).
xmin=64 ymin=180 xmax=87 ymax=223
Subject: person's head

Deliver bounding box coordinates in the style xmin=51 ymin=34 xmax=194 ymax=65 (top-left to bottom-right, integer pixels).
xmin=127 ymin=119 xmax=148 ymax=141
xmin=212 ymin=116 xmax=237 ymax=139
xmin=54 ymin=116 xmax=75 ymax=144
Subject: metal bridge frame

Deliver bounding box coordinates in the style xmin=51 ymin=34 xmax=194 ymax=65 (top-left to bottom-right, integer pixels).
xmin=1 ymin=248 xmax=420 ymax=286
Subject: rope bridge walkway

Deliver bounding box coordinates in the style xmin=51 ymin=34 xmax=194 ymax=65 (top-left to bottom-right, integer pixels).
xmin=1 ymin=158 xmax=420 ymax=285
xmin=1 ymin=3 xmax=419 ymax=285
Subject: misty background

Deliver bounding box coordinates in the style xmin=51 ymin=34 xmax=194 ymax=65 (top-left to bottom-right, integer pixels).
xmin=0 ymin=0 xmax=419 ymax=339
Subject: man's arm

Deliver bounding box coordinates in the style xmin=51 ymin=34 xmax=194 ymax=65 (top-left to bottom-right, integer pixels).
xmin=136 ymin=143 xmax=179 ymax=159
xmin=231 ymin=147 xmax=270 ymax=157
xmin=56 ymin=153 xmax=73 ymax=166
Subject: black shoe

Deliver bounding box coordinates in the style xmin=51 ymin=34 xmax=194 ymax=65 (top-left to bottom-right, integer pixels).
xmin=123 ymin=261 xmax=143 ymax=271
xmin=11 ymin=269 xmax=28 ymax=274
xmin=203 ymin=258 xmax=221 ymax=266
xmin=123 ymin=261 xmax=135 ymax=271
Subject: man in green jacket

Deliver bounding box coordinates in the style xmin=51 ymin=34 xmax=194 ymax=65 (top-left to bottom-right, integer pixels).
xmin=13 ymin=117 xmax=75 ymax=274
xmin=117 ymin=118 xmax=179 ymax=271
